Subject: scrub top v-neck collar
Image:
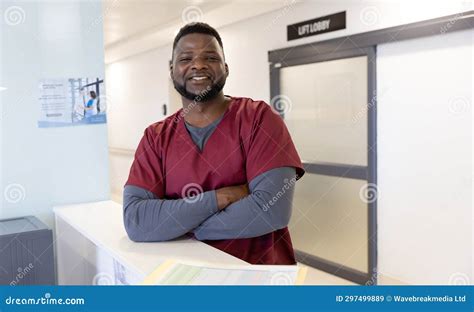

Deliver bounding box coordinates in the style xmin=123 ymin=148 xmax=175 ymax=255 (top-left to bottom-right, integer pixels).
xmin=184 ymin=113 xmax=225 ymax=151
xmin=179 ymin=96 xmax=235 ymax=154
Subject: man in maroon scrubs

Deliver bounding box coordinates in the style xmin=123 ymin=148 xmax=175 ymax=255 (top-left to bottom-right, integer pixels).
xmin=124 ymin=22 xmax=304 ymax=265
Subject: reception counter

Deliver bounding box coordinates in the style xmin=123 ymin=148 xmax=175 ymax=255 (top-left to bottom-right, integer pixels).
xmin=53 ymin=201 xmax=307 ymax=285
xmin=54 ymin=201 xmax=250 ymax=285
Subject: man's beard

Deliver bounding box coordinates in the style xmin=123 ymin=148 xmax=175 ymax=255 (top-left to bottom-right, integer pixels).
xmin=173 ymin=76 xmax=226 ymax=102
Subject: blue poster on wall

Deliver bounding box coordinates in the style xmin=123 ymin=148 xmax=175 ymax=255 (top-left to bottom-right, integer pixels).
xmin=38 ymin=77 xmax=107 ymax=127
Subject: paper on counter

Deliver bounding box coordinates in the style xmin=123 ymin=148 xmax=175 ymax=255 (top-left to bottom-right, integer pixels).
xmin=142 ymin=259 xmax=308 ymax=285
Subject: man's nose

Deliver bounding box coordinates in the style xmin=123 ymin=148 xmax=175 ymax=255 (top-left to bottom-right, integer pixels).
xmin=191 ymin=57 xmax=208 ymax=70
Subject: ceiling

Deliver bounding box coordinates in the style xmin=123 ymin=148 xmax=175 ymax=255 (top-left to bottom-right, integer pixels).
xmin=102 ymin=0 xmax=295 ymax=63
xmin=103 ymin=0 xmax=227 ymax=46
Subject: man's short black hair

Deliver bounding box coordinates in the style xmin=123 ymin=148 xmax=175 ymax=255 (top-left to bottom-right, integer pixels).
xmin=172 ymin=22 xmax=223 ymax=53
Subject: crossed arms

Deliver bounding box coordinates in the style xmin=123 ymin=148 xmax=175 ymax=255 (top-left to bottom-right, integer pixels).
xmin=123 ymin=166 xmax=296 ymax=242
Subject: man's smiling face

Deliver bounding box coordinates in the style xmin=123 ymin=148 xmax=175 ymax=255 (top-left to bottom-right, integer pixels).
xmin=171 ymin=33 xmax=228 ymax=102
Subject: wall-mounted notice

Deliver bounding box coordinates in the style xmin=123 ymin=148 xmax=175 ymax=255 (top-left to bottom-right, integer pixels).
xmin=38 ymin=77 xmax=107 ymax=128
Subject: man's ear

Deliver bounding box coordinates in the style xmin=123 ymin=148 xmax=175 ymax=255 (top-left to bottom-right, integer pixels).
xmin=225 ymin=63 xmax=229 ymax=77
xmin=169 ymin=63 xmax=173 ymax=78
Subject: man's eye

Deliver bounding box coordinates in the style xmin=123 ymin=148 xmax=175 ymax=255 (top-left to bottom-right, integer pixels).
xmin=207 ymin=56 xmax=218 ymax=61
xmin=179 ymin=58 xmax=191 ymax=62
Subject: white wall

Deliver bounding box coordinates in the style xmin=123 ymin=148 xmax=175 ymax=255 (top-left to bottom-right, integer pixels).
xmin=377 ymin=29 xmax=472 ymax=285
xmin=106 ymin=47 xmax=171 ymax=198
xmin=0 ymin=1 xmax=110 ymax=228
xmin=105 ymin=0 xmax=472 ymax=284
xmin=106 ymin=0 xmax=472 ymax=150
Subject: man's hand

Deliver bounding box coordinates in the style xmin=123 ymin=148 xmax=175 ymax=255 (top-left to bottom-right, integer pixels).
xmin=215 ymin=184 xmax=249 ymax=210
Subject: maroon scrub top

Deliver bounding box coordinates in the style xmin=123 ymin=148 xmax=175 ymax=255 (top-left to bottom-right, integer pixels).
xmin=126 ymin=96 xmax=305 ymax=265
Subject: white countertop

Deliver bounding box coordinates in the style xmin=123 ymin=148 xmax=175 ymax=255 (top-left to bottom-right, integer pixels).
xmin=53 ymin=200 xmax=247 ymax=277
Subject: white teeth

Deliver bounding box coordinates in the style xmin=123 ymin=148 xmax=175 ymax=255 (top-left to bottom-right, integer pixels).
xmin=192 ymin=77 xmax=208 ymax=80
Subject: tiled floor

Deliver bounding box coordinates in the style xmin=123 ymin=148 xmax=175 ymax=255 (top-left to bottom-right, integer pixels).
xmin=301 ymin=265 xmax=409 ymax=285
xmin=302 ymin=265 xmax=357 ymax=285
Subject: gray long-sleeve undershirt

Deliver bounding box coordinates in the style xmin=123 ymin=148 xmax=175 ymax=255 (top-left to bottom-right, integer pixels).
xmin=192 ymin=166 xmax=296 ymax=240
xmin=123 ymin=167 xmax=296 ymax=242
xmin=123 ymin=116 xmax=296 ymax=242
xmin=123 ymin=185 xmax=218 ymax=242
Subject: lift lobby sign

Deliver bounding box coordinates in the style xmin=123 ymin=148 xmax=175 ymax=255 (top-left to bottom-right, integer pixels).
xmin=287 ymin=11 xmax=346 ymax=41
